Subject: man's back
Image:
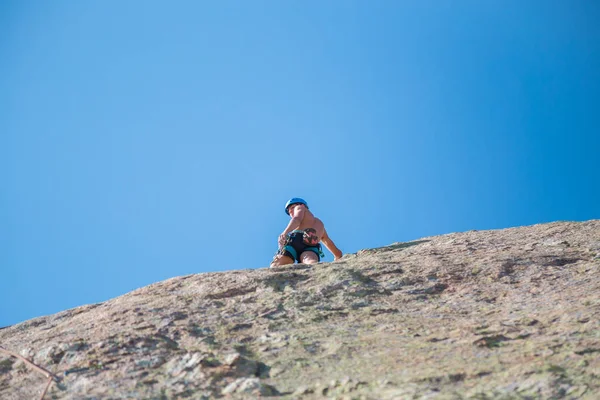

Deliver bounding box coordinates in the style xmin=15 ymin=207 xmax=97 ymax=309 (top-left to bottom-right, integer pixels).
xmin=289 ymin=205 xmax=325 ymax=240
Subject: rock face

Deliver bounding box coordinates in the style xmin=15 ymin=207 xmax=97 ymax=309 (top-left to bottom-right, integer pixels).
xmin=1 ymin=220 xmax=599 ymax=399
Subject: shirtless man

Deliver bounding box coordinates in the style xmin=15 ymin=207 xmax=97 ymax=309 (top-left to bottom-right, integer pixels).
xmin=270 ymin=198 xmax=343 ymax=267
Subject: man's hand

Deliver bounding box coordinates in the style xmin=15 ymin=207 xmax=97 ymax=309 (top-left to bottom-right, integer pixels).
xmin=278 ymin=234 xmax=288 ymax=248
xmin=321 ymin=229 xmax=343 ymax=261
xmin=332 ymin=248 xmax=343 ymax=260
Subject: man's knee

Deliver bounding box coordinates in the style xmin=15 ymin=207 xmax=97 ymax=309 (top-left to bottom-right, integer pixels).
xmin=300 ymin=251 xmax=319 ymax=264
xmin=270 ymin=255 xmax=294 ymax=268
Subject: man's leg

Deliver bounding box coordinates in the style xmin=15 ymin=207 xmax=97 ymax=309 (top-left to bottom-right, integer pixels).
xmin=299 ymin=251 xmax=319 ymax=264
xmin=270 ymin=254 xmax=295 ymax=268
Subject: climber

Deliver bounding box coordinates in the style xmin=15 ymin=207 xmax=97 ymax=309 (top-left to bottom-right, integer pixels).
xmin=270 ymin=198 xmax=343 ymax=267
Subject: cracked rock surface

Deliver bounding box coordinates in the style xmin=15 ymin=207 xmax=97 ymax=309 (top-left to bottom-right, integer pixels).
xmin=1 ymin=220 xmax=599 ymax=399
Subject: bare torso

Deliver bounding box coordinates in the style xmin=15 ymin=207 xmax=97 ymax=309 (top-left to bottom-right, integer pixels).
xmin=289 ymin=205 xmax=325 ymax=240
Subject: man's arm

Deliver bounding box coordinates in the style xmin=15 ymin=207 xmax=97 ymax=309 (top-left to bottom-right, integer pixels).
xmin=278 ymin=207 xmax=305 ymax=247
xmin=282 ymin=206 xmax=305 ymax=236
xmin=321 ymin=228 xmax=343 ymax=260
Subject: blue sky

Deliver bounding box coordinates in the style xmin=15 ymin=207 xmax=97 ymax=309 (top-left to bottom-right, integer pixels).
xmin=2 ymin=1 xmax=598 ymax=327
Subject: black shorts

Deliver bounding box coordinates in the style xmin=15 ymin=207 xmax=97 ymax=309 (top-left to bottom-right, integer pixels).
xmin=278 ymin=230 xmax=322 ymax=262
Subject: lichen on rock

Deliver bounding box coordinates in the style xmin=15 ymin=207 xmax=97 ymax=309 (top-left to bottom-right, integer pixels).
xmin=1 ymin=220 xmax=599 ymax=399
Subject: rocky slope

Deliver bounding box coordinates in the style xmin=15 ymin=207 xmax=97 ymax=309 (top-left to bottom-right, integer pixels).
xmin=1 ymin=220 xmax=599 ymax=399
